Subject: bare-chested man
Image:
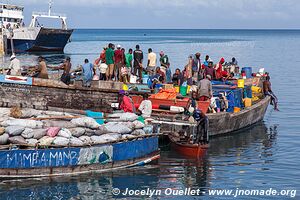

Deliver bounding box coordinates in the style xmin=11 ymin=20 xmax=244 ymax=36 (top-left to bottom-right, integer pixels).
xmin=263 ymin=75 xmax=279 ymax=111
xmin=37 ymin=56 xmax=49 ymax=79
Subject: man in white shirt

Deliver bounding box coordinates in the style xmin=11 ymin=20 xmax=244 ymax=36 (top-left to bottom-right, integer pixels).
xmin=147 ymin=48 xmax=157 ymax=76
xmin=8 ymin=54 xmax=21 ymax=76
xmin=138 ymin=93 xmax=152 ymax=118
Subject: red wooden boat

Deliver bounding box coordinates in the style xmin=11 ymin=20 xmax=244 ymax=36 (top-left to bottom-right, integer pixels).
xmin=168 ymin=134 xmax=209 ymax=157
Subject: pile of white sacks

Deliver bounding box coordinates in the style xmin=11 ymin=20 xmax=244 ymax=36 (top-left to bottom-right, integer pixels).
xmin=0 ymin=108 xmax=153 ymax=147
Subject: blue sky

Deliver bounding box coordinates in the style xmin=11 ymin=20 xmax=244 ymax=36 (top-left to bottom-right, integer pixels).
xmin=6 ymin=0 xmax=300 ymax=29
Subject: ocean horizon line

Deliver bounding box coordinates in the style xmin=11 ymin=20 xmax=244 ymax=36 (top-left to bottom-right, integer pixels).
xmin=72 ymin=28 xmax=300 ymax=31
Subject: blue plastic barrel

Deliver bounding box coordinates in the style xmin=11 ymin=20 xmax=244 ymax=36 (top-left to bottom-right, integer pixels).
xmin=241 ymin=67 xmax=252 ymax=78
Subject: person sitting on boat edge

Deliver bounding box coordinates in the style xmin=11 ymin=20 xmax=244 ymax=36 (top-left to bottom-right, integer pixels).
xmin=263 ymin=75 xmax=279 ymax=111
xmin=81 ymin=59 xmax=94 ymax=87
xmin=7 ymin=54 xmax=21 ymax=76
xmin=137 ymin=93 xmax=152 ymax=118
xmin=36 ymin=56 xmax=49 ymax=79
xmin=119 ymin=90 xmax=136 ymax=113
xmin=197 ymin=74 xmax=212 ymax=101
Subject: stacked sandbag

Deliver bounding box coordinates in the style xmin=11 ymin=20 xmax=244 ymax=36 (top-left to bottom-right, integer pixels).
xmin=0 ymin=111 xmax=154 ymax=147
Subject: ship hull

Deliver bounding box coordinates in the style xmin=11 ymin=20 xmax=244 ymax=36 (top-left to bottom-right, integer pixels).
xmin=7 ymin=27 xmax=73 ymax=53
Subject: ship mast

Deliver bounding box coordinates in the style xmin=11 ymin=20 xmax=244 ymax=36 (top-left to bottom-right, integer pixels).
xmin=29 ymin=0 xmax=68 ymax=30
xmin=48 ymin=0 xmax=52 ymax=16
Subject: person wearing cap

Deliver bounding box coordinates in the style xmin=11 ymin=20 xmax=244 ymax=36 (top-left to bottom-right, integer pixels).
xmin=105 ymin=43 xmax=115 ymax=81
xmin=36 ymin=56 xmax=49 ymax=79
xmin=119 ymin=90 xmax=135 ymax=113
xmin=197 ymin=74 xmax=213 ymax=101
xmin=147 ymin=48 xmax=157 ymax=76
xmin=133 ymin=45 xmax=143 ymax=82
xmin=114 ymin=44 xmax=124 ymax=81
xmin=8 ymin=54 xmax=20 ymax=76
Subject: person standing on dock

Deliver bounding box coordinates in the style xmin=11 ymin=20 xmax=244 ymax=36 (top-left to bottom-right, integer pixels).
xmin=82 ymin=59 xmax=94 ymax=87
xmin=263 ymin=75 xmax=279 ymax=111
xmin=51 ymin=57 xmax=72 ymax=85
xmin=192 ymin=52 xmax=201 ymax=81
xmin=147 ymin=48 xmax=157 ymax=76
xmin=159 ymin=51 xmax=171 ymax=83
xmin=114 ymin=44 xmax=124 ymax=81
xmin=133 ymin=45 xmax=144 ymax=82
xmin=7 ymin=54 xmax=21 ymax=76
xmin=105 ymin=43 xmax=115 ymax=81
xmin=197 ymin=75 xmax=213 ymax=101
xmin=184 ymin=56 xmax=193 ymax=85
xmin=125 ymin=48 xmax=133 ymax=81
xmin=36 ymin=56 xmax=49 ymax=79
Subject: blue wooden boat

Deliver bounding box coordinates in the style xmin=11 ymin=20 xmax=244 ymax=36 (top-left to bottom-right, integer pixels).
xmin=0 ymin=136 xmax=159 ymax=179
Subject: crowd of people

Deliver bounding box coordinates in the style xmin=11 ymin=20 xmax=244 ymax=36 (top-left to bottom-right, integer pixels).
xmin=93 ymin=43 xmax=172 ymax=84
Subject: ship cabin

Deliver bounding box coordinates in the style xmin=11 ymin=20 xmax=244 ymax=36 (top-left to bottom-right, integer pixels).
xmin=0 ymin=3 xmax=24 ymax=29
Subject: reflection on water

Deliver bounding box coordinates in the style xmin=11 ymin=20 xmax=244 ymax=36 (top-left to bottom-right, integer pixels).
xmin=0 ymin=121 xmax=280 ymax=199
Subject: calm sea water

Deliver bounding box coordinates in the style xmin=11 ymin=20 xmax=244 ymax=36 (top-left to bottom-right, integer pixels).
xmin=0 ymin=29 xmax=299 ymax=199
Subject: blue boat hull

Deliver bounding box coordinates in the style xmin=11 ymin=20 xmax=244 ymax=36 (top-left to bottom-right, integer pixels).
xmin=0 ymin=136 xmax=159 ymax=178
xmin=7 ymin=28 xmax=73 ymax=53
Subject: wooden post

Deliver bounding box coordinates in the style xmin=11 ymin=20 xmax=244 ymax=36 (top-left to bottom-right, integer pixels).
xmin=0 ymin=28 xmax=6 ymax=55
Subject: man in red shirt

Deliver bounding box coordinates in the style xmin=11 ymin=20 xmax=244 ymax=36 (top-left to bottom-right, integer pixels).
xmin=114 ymin=44 xmax=124 ymax=81
xmin=119 ymin=90 xmax=135 ymax=113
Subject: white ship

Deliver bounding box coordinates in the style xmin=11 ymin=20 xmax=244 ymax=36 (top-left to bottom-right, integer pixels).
xmin=0 ymin=0 xmax=73 ymax=53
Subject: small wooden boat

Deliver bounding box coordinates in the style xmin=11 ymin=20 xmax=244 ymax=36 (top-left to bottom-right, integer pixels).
xmin=151 ymin=96 xmax=270 ymax=137
xmin=0 ymin=135 xmax=159 ymax=179
xmin=168 ymin=134 xmax=209 ymax=157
